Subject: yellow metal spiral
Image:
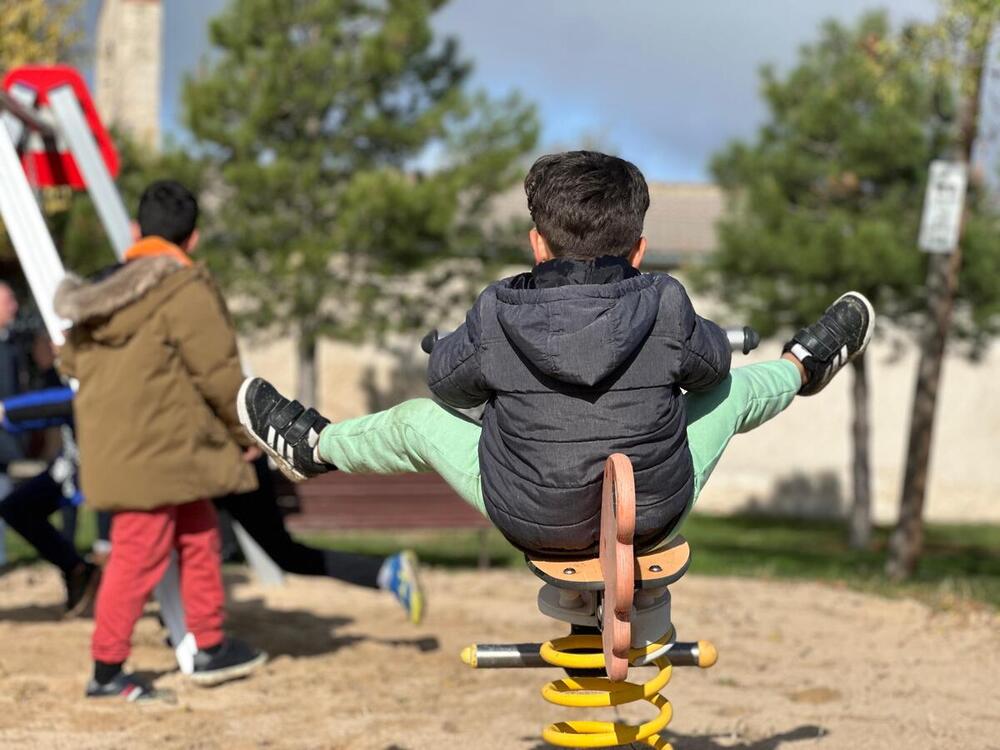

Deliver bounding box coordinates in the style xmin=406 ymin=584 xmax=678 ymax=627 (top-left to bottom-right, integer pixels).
xmin=538 ymin=628 xmax=677 ymax=749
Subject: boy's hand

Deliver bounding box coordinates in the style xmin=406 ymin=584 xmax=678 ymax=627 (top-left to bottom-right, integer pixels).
xmin=242 ymin=445 xmax=262 ymax=463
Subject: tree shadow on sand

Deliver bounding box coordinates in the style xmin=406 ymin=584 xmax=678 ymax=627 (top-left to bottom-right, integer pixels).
xmin=660 ymin=725 xmax=827 ymax=750
xmin=224 ymin=595 xmax=439 ymax=660
xmin=526 ymin=724 xmax=826 ymax=750
xmin=0 ymin=569 xmax=439 ymax=661
xmin=220 ymin=570 xmax=440 ymax=659
xmin=0 ymin=602 xmax=66 ymax=622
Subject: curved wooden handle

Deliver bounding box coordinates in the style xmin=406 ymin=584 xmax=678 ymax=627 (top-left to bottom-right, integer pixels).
xmin=600 ymin=453 xmax=635 ymax=682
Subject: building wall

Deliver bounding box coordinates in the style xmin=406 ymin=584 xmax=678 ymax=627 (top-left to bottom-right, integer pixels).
xmin=94 ymin=0 xmax=161 ymax=151
xmin=241 ymin=313 xmax=1000 ymax=525
xmin=692 ymin=333 xmax=1000 ymax=525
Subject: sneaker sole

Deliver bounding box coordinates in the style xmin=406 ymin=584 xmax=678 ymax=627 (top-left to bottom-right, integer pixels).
xmin=85 ymin=690 xmax=177 ymax=704
xmin=236 ymin=378 xmax=308 ymax=483
xmin=189 ymin=651 xmax=268 ymax=687
xmin=837 ymin=291 xmax=876 ymax=360
xmin=401 ymin=550 xmax=425 ymax=625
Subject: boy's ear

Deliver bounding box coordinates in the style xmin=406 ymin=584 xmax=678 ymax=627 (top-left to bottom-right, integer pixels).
xmin=629 ymin=237 xmax=647 ymax=269
xmin=129 ymin=221 xmax=142 ymax=243
xmin=529 ymin=228 xmax=554 ymax=264
xmin=181 ymin=229 xmax=200 ymax=254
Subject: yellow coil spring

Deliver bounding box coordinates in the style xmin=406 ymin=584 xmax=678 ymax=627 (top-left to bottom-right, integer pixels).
xmin=538 ymin=628 xmax=676 ymax=749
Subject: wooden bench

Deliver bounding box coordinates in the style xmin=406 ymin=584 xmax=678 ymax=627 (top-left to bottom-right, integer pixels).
xmin=274 ymin=472 xmax=495 ymax=566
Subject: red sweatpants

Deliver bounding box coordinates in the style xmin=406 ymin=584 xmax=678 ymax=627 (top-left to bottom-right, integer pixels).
xmin=91 ymin=499 xmax=225 ymax=663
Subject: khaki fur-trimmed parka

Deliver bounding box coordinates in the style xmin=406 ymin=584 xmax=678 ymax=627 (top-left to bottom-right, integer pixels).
xmin=54 ymin=243 xmax=257 ymax=511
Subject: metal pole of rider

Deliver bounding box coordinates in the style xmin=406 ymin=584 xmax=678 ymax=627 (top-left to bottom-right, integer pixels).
xmin=886 ymin=31 xmax=989 ymax=580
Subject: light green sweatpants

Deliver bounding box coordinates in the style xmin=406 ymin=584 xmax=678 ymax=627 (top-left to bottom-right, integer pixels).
xmin=317 ymin=360 xmax=801 ymax=530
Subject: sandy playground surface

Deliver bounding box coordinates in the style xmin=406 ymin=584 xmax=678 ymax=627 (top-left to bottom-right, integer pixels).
xmin=0 ymin=563 xmax=998 ymax=750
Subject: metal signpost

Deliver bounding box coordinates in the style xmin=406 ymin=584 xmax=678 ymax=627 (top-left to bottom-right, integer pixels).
xmin=888 ymin=158 xmax=971 ymax=580
xmin=917 ymin=160 xmax=967 ymax=255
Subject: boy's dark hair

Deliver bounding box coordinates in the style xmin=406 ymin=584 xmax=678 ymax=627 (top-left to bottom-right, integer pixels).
xmin=137 ymin=180 xmax=199 ymax=245
xmin=524 ymin=151 xmax=650 ymax=260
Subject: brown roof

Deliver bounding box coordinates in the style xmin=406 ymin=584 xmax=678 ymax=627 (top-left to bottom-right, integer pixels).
xmin=487 ymin=182 xmax=723 ymax=268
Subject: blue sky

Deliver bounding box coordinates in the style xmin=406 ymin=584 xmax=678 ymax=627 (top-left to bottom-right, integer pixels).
xmin=83 ymin=0 xmax=938 ymax=181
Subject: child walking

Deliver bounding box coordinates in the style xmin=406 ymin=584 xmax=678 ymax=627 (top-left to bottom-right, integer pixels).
xmin=55 ymin=181 xmax=267 ymax=699
xmin=236 ymin=151 xmax=874 ymax=559
xmin=2 ymin=386 xmax=425 ymax=624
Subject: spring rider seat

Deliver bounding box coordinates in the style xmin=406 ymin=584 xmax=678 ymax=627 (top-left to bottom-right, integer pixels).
xmin=460 ymin=454 xmax=717 ymax=749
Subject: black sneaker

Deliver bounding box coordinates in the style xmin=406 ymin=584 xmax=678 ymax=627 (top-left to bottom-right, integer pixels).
xmin=190 ymin=637 xmax=267 ymax=687
xmin=236 ymin=378 xmax=331 ymax=482
xmin=85 ymin=671 xmax=161 ymax=702
xmin=783 ymin=292 xmax=875 ymax=396
xmin=64 ymin=562 xmax=101 ymax=619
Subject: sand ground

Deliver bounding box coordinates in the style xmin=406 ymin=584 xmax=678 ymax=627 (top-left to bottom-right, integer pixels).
xmin=0 ymin=564 xmax=998 ymax=750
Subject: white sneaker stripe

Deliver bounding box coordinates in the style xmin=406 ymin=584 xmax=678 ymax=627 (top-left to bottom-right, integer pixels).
xmin=267 ymin=426 xmax=277 ymax=449
xmin=790 ymin=343 xmax=811 ymax=362
xmin=276 ymin=435 xmax=286 ymax=456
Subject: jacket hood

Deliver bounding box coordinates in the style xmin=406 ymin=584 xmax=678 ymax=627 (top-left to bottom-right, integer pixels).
xmin=494 ymin=272 xmax=661 ymax=387
xmin=54 ymin=255 xmax=188 ymax=344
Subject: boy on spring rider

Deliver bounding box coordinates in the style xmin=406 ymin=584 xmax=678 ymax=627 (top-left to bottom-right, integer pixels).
xmin=236 ymin=150 xmax=874 ymax=561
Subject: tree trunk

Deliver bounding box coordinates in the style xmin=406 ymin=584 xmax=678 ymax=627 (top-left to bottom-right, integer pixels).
xmin=296 ymin=328 xmax=318 ymax=408
xmin=848 ymin=354 xmax=872 ymax=550
xmin=886 ymin=251 xmax=961 ymax=580
xmin=886 ymin=18 xmax=992 ymax=581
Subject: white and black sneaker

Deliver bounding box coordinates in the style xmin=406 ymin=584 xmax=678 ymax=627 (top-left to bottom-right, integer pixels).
xmin=236 ymin=378 xmax=332 ymax=482
xmin=190 ymin=637 xmax=267 ymax=687
xmin=783 ymin=292 xmax=875 ymax=396
xmin=85 ymin=671 xmax=166 ymax=702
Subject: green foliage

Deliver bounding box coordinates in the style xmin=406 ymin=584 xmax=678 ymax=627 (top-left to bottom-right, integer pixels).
xmin=0 ymin=0 xmax=82 ymax=70
xmin=181 ymin=0 xmax=539 ymax=349
xmin=695 ymin=10 xmax=1000 ymax=345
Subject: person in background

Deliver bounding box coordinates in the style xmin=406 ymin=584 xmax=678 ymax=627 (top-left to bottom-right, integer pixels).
xmin=0 ymin=282 xmax=26 ymax=567
xmin=26 ymin=332 xmax=80 ymax=548
xmin=0 ymin=386 xmax=100 ymax=615
xmin=55 ymin=180 xmax=266 ymax=700
xmin=0 ymin=333 xmax=110 ymax=602
xmin=216 ymin=456 xmax=424 ymax=622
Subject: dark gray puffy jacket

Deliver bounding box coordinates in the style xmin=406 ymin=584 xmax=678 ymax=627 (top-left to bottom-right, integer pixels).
xmin=427 ymin=257 xmax=731 ymax=556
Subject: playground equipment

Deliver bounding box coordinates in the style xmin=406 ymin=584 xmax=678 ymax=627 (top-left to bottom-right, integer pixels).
xmin=0 ymin=65 xmax=282 ymax=671
xmin=453 ymin=326 xmax=760 ymax=749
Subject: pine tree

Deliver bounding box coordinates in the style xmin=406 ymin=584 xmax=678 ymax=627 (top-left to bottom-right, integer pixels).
xmin=182 ymin=0 xmax=538 ymax=404
xmin=886 ymin=0 xmax=1000 ymax=579
xmin=695 ymin=9 xmax=1000 ymax=550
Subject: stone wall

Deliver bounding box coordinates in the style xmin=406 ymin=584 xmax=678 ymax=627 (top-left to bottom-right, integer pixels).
xmin=94 ymin=0 xmax=162 ymax=151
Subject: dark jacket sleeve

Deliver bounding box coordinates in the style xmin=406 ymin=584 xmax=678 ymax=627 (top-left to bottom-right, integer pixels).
xmin=427 ymin=291 xmax=492 ymax=409
xmin=671 ymin=282 xmax=732 ymax=392
xmin=162 ymin=271 xmax=251 ymax=447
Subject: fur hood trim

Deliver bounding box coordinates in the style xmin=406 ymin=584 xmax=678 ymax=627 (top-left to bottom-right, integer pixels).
xmin=54 ymin=255 xmax=185 ymax=324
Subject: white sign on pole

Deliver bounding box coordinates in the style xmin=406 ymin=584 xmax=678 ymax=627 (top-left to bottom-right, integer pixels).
xmin=918 ymin=160 xmax=967 ymax=254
